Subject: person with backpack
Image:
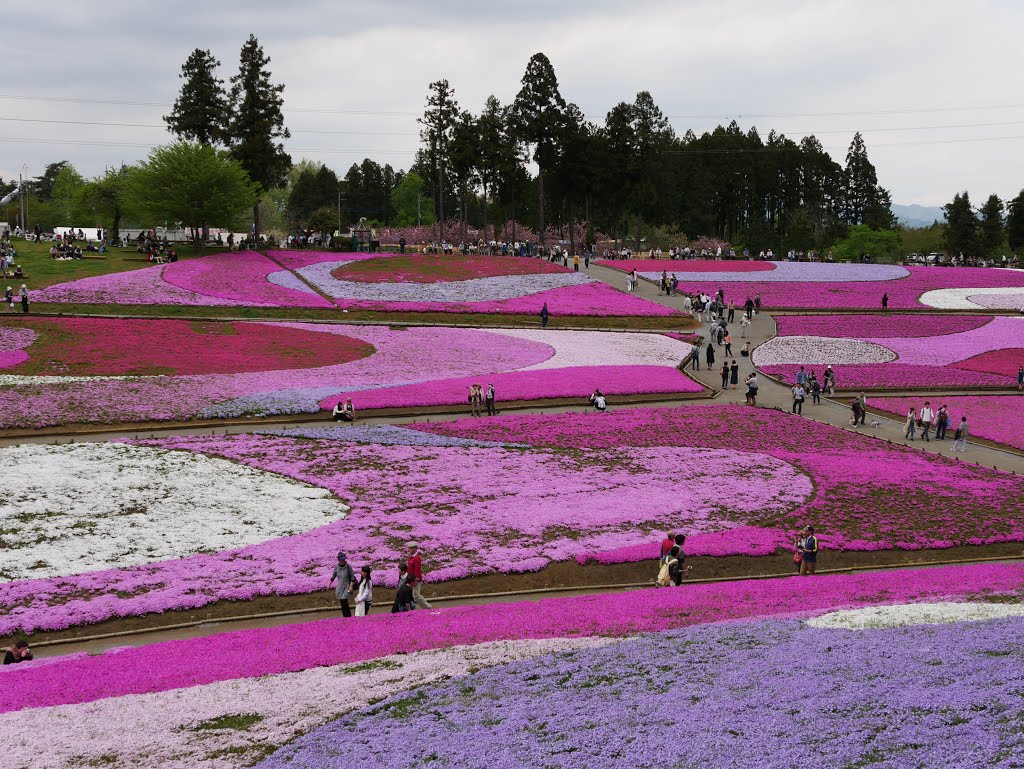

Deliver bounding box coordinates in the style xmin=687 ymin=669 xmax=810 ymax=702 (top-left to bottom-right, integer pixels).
xmin=659 ymin=531 xmax=676 ymax=561
xmin=328 ymin=552 xmax=357 ymax=617
xmin=797 ymin=526 xmax=818 ymax=576
xmin=657 ymin=546 xmax=684 ymax=587
xmin=391 ymin=563 xmax=415 ymax=613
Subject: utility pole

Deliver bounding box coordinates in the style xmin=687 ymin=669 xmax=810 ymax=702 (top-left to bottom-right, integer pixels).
xmin=19 ymin=167 xmax=27 ymax=231
xmin=417 ymin=193 xmax=421 ymax=226
xmin=337 ymin=187 xmax=342 ymax=233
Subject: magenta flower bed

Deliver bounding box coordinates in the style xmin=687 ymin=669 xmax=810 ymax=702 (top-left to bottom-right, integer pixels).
xmin=774 ymin=314 xmax=992 ymax=339
xmin=603 ymin=259 xmax=775 ymax=273
xmin=4 ymin=562 xmax=1022 ymax=714
xmin=320 ymin=365 xmax=703 ymax=410
xmin=329 ymin=281 xmax=680 ymax=316
xmin=867 ymin=395 xmax=1024 ymax=451
xmin=268 ymin=250 xmax=382 ymax=270
xmin=160 ymin=252 xmax=331 ymax=307
xmin=761 ymin=363 xmax=1012 ymax=389
xmin=578 ymin=525 xmax=789 ymax=564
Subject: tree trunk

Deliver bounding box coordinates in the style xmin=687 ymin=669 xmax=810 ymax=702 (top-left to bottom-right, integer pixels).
xmin=437 ymin=155 xmax=445 ymax=243
xmin=481 ymin=181 xmax=488 ymax=242
xmin=252 ymin=201 xmax=262 ymax=244
xmin=537 ymin=167 xmax=545 ymax=247
xmin=568 ymin=199 xmax=576 ymax=257
xmin=635 ymin=213 xmax=643 ymax=252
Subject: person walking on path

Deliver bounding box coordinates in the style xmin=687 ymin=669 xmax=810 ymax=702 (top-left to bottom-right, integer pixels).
xmin=935 ymin=405 xmax=949 ymax=440
xmin=754 ymin=294 xmax=762 ymax=314
xmin=469 ymin=384 xmax=483 ymax=417
xmin=584 ymin=252 xmax=590 ymax=269
xmin=706 ymin=342 xmax=716 ymax=368
xmin=796 ymin=366 xmax=808 ymax=388
xmin=851 ymin=398 xmax=863 ymax=427
xmin=406 ymin=542 xmax=432 ymax=609
xmin=952 ymin=416 xmax=969 ymax=452
xmin=354 ymin=565 xmax=373 ymax=616
xmin=328 ymin=552 xmax=357 ymax=617
xmin=791 ymin=383 xmax=806 ymax=415
xmin=809 ymin=374 xmax=821 ymax=405
xmin=744 ymin=372 xmax=759 ymax=406
xmin=723 ymin=333 xmax=733 ymax=357
xmin=857 ymin=392 xmax=867 ymax=425
xmin=740 ymin=313 xmax=751 ymax=337
xmin=744 ymin=296 xmax=754 ymax=318
xmin=687 ymin=345 xmax=701 ymax=371
xmin=19 ymin=285 xmax=28 ymax=314
xmin=730 ymin=359 xmax=739 ymax=389
xmin=391 ymin=563 xmax=414 ymax=613
xmin=919 ymin=402 xmax=934 ymax=442
xmin=573 ymin=253 xmax=580 ymax=272
xmin=485 ymin=383 xmax=496 ymax=416
xmin=540 ymin=302 xmax=549 ymax=328
xmin=824 ymin=366 xmax=835 ymax=396
xmin=882 ymin=292 xmax=889 ymax=311
xmin=659 ymin=531 xmax=677 ymax=561
xmin=1018 ymin=366 xmax=1023 ymax=391
xmin=798 ymin=526 xmax=818 ymax=576
xmin=727 ymin=301 xmax=736 ymax=323
xmin=720 ymin=362 xmax=730 ymax=390
xmin=904 ymin=407 xmax=917 ymax=440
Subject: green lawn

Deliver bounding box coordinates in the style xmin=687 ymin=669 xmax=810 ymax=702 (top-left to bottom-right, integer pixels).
xmin=8 ymin=240 xmax=225 ymax=289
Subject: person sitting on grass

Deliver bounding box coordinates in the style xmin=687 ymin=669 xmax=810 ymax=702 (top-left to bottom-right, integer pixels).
xmin=3 ymin=639 xmax=32 ymax=665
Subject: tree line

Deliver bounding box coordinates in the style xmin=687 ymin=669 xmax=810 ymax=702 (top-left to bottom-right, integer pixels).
xmin=3 ymin=45 xmax=1023 ymax=257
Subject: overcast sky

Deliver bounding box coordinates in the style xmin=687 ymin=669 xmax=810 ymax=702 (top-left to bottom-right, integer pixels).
xmin=3 ymin=0 xmax=1022 ymax=207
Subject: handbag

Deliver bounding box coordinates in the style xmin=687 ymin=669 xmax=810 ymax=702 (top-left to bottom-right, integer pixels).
xmin=793 ymin=552 xmax=804 ymax=564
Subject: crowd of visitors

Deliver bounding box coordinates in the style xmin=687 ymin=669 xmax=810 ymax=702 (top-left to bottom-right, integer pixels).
xmin=329 ymin=542 xmax=432 ymax=617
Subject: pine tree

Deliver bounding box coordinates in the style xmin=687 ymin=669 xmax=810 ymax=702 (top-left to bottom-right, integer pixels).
xmin=226 ymin=35 xmax=291 ymax=238
xmin=513 ymin=53 xmax=566 ymax=245
xmin=978 ymin=194 xmax=1005 ymax=256
xmin=418 ymin=80 xmax=460 ymax=240
xmin=164 ymin=49 xmax=227 ymax=146
xmin=943 ymin=192 xmax=978 ymax=257
xmin=1007 ymin=189 xmax=1024 ymax=252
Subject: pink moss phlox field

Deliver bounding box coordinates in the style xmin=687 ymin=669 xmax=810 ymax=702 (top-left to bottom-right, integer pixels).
xmin=329 ymin=281 xmax=680 ymax=316
xmin=1 ymin=425 xmax=799 ymax=634
xmin=320 ymin=365 xmax=703 ymax=410
xmin=760 ymin=363 xmax=1012 ymax=389
xmin=34 ymin=253 xmax=333 ymax=308
xmin=867 ymin=395 xmax=1024 ymax=451
xmin=610 ymin=265 xmax=1024 ymax=309
xmin=159 ymin=252 xmax=332 ymax=307
xmin=5 ymin=563 xmax=1023 ymax=714
xmin=762 ymin=315 xmax=1024 ymax=388
xmin=415 ymin=405 xmax=1024 ymax=553
xmin=603 ymin=260 xmax=775 ymax=273
xmin=267 ymin=250 xmax=383 ymax=270
xmin=774 ymin=314 xmax=993 ymax=339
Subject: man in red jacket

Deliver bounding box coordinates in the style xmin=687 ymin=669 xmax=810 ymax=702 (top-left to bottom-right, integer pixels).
xmin=406 ymin=542 xmax=432 ymax=609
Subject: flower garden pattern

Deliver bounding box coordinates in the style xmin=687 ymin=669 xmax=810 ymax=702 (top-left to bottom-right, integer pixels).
xmin=755 ymin=314 xmax=1024 ymax=389
xmin=6 ymin=406 xmax=1024 ymax=636
xmin=3 ymin=564 xmax=1024 ymax=769
xmin=33 ymin=250 xmax=679 ymax=316
xmin=604 ymin=260 xmax=1024 ymax=310
xmin=0 ymin=320 xmax=700 ymax=429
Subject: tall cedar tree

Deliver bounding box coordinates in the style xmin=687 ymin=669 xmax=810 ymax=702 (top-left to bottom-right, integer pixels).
xmin=418 ymin=80 xmax=459 ymax=241
xmin=943 ymin=192 xmax=978 ymax=256
xmin=227 ymin=35 xmax=291 ymax=238
xmin=164 ymin=49 xmax=227 ymax=146
xmin=513 ymin=53 xmax=566 ymax=245
xmin=978 ymin=194 xmax=1005 ymax=256
xmin=1007 ymin=189 xmax=1024 ymax=252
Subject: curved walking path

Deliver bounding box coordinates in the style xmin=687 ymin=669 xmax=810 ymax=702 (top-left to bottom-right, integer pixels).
xmin=585 ymin=262 xmax=1024 ymax=474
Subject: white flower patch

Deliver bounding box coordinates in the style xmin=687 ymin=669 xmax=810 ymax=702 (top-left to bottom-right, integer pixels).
xmin=0 ymin=374 xmax=161 ymax=387
xmin=638 ymin=262 xmax=910 ymax=283
xmin=0 ymin=443 xmax=347 ymax=582
xmin=807 ymin=601 xmax=1024 ymax=630
xmin=296 ymin=260 xmax=594 ymax=302
xmin=752 ymin=335 xmax=898 ymax=366
xmin=488 ymin=328 xmax=694 ymax=370
xmin=265 ymin=269 xmax=320 ymax=295
xmin=918 ymin=287 xmax=1024 ymax=310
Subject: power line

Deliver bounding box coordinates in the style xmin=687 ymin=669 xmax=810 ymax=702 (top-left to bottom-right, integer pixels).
xmin=4 ymin=92 xmax=1024 ymax=120
xmin=0 ymin=116 xmax=420 ymax=136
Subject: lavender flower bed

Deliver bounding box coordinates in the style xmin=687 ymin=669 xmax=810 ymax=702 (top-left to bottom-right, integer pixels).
xmin=257 ymin=615 xmax=1024 ymax=769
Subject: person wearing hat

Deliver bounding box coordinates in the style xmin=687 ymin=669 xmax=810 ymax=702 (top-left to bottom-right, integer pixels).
xmin=18 ymin=284 xmax=28 ymax=314
xmin=797 ymin=526 xmax=818 ymax=576
xmin=328 ymin=552 xmax=357 ymax=617
xmin=406 ymin=542 xmax=431 ymax=609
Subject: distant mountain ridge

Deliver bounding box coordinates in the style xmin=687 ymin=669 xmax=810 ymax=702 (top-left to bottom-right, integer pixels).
xmin=892 ymin=203 xmax=945 ymax=228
